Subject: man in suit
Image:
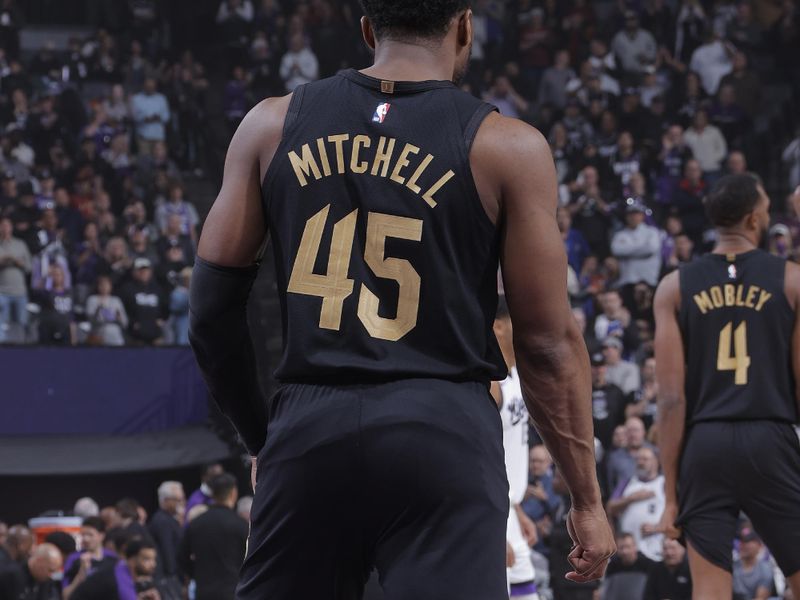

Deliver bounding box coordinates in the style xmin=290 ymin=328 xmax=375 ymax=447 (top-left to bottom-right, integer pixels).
xmin=178 ymin=473 xmax=248 ymax=600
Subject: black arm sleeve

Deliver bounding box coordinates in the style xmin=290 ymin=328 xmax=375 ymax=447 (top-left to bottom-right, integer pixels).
xmin=189 ymin=257 xmax=267 ymax=455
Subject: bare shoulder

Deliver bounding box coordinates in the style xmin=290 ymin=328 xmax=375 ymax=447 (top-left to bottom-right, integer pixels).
xmin=470 ymin=112 xmax=555 ymax=222
xmin=231 ymin=94 xmax=293 ymax=174
xmin=784 ymin=260 xmax=800 ymax=311
xmin=472 ymin=112 xmax=550 ymax=166
xmin=654 ymin=270 xmax=681 ymax=312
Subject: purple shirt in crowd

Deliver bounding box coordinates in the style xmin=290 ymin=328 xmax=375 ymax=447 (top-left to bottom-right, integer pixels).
xmin=184 ymin=484 xmax=213 ymax=521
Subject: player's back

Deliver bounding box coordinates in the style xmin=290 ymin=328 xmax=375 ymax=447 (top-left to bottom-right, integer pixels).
xmin=679 ymin=249 xmax=797 ymax=424
xmin=263 ymin=69 xmax=505 ymax=384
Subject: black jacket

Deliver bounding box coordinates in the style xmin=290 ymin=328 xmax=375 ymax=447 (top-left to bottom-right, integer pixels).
xmin=177 ymin=505 xmax=248 ymax=600
xmin=148 ymin=510 xmax=182 ymax=577
xmin=0 ymin=562 xmax=60 ymax=600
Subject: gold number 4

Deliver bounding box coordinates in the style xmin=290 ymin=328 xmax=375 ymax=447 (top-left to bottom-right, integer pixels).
xmin=287 ymin=205 xmax=423 ymax=341
xmin=717 ymin=322 xmax=751 ymax=385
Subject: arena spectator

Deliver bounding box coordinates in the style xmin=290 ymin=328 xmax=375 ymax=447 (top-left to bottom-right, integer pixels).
xmin=557 ymin=206 xmax=590 ymax=275
xmin=668 ymin=2 xmax=706 ymax=43
xmin=784 ymin=134 xmax=800 ymax=191
xmin=683 ymin=109 xmax=727 ymax=181
xmin=602 ymin=337 xmax=641 ymax=395
xmin=538 ymin=49 xmax=574 ymax=110
xmin=733 ymin=527 xmax=775 ymax=600
xmin=185 ymin=463 xmax=224 ymax=519
xmin=709 ymin=83 xmax=749 ymax=148
xmin=726 ymin=2 xmax=761 ymax=54
xmin=590 ymin=349 xmax=629 ymax=451
xmin=119 ymin=257 xmax=167 ymax=345
xmin=0 ymin=544 xmax=62 ymax=600
xmin=644 ymin=538 xmax=692 ymax=600
xmin=606 ymin=417 xmax=656 ymax=499
xmin=73 ymin=497 xmax=100 ymax=518
xmin=521 ymin=445 xmax=559 ymax=551
xmin=115 ymin=498 xmax=151 ymax=543
xmin=600 ymin=532 xmax=654 ymax=600
xmin=769 ymin=224 xmax=794 ymax=261
xmin=594 ymin=289 xmax=639 ymax=350
xmin=99 ymin=507 xmax=122 ymax=532
xmin=0 ymin=214 xmax=30 ymax=343
xmin=177 ymin=473 xmax=248 ymax=600
xmin=672 ymin=158 xmax=708 ymax=246
xmin=689 ymin=28 xmax=734 ymax=96
xmin=626 ymin=357 xmax=658 ymax=426
xmin=131 ymin=78 xmax=170 ymax=156
xmin=168 ymin=267 xmax=191 ymax=345
xmin=568 ymin=166 xmax=612 ymax=258
xmin=485 ymin=75 xmax=529 ymax=120
xmin=128 ymin=227 xmax=159 ymax=268
xmin=0 ymin=525 xmax=32 ymax=565
xmin=69 ymin=538 xmax=160 ymax=600
xmin=62 ymin=517 xmax=116 ymax=600
xmin=611 ymin=201 xmax=662 ymax=288
xmin=155 ymin=183 xmax=199 ymax=242
xmin=40 ymin=262 xmax=76 ymax=345
xmin=607 ymin=446 xmax=665 ymax=561
xmin=719 ymin=51 xmax=760 ymax=118
xmin=279 ymin=33 xmax=319 ymax=92
xmin=148 ymin=481 xmax=185 ymax=587
xmin=726 ymin=150 xmax=748 ymax=176
xmin=611 ymin=11 xmax=657 ymax=79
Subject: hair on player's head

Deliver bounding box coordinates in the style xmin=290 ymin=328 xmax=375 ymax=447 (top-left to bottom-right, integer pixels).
xmin=704 ymin=173 xmax=762 ymax=228
xmin=360 ymin=0 xmax=470 ymax=40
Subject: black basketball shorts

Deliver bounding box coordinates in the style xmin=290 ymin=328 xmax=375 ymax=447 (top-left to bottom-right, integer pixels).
xmin=236 ymin=378 xmax=509 ymax=600
xmin=677 ymin=420 xmax=800 ymax=574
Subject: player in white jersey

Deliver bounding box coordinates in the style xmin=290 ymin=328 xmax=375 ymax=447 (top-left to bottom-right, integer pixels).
xmin=493 ymin=301 xmax=540 ymax=600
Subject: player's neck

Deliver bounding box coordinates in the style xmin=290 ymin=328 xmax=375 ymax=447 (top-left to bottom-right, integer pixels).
xmin=713 ymin=231 xmax=758 ymax=256
xmin=363 ymin=41 xmax=455 ymax=83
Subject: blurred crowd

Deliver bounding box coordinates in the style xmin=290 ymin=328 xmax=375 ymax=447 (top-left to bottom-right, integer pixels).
xmin=0 ymin=464 xmax=252 ymax=600
xmin=0 ymin=0 xmax=798 ymax=349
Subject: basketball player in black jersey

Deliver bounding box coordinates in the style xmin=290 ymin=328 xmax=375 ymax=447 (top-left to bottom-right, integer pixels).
xmin=188 ymin=1 xmax=614 ymax=597
xmin=655 ymin=175 xmax=800 ymax=599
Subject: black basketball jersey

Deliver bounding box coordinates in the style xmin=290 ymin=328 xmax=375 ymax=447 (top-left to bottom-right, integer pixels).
xmin=679 ymin=249 xmax=797 ymax=424
xmin=262 ymin=69 xmax=506 ymax=384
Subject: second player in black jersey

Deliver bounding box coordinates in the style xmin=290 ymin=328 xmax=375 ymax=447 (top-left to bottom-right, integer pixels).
xmin=655 ymin=175 xmax=800 ymax=599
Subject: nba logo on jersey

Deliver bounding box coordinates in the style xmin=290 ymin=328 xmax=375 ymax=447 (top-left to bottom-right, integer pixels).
xmin=728 ymin=264 xmax=737 ymax=280
xmin=372 ymin=102 xmax=391 ymax=123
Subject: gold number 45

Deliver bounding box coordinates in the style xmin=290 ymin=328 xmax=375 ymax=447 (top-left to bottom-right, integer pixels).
xmin=717 ymin=321 xmax=751 ymax=385
xmin=287 ymin=204 xmax=423 ymax=342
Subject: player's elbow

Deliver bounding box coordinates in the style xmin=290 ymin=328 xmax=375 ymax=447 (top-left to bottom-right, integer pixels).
xmin=513 ymin=319 xmax=587 ymax=375
xmin=657 ymin=391 xmax=684 ymax=413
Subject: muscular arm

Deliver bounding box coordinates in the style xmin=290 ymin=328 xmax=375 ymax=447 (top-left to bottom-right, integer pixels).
xmin=785 ymin=261 xmax=800 ymax=419
xmin=654 ymin=272 xmax=685 ymax=519
xmin=473 ymin=113 xmax=613 ymax=578
xmin=189 ymin=96 xmax=290 ymax=456
xmin=474 ymin=115 xmax=600 ymax=510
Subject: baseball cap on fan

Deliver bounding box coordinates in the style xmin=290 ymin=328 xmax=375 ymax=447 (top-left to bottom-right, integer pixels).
xmin=134 ymin=257 xmax=152 ymax=270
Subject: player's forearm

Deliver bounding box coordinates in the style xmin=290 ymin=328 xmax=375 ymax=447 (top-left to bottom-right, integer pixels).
xmin=189 ymin=258 xmax=268 ymax=455
xmin=514 ymin=325 xmax=601 ymax=510
xmin=657 ymin=392 xmax=686 ymax=506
